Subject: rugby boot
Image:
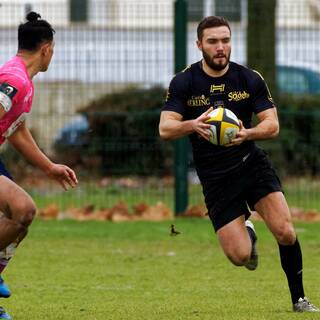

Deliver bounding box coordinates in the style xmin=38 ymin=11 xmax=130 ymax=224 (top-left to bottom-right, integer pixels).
xmin=244 ymin=220 xmax=258 ymax=271
xmin=293 ymin=297 xmax=320 ymax=312
xmin=0 ymin=306 xmax=11 ymax=320
xmin=0 ymin=277 xmax=10 ymax=298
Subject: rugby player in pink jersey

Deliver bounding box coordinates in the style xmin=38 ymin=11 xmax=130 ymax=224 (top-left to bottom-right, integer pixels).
xmin=0 ymin=12 xmax=78 ymax=319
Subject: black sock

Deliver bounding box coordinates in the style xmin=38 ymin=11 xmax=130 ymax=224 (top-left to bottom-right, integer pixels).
xmin=278 ymin=239 xmax=305 ymax=304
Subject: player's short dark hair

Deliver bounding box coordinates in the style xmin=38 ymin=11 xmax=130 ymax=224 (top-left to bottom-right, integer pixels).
xmin=18 ymin=11 xmax=55 ymax=51
xmin=197 ymin=16 xmax=231 ymax=40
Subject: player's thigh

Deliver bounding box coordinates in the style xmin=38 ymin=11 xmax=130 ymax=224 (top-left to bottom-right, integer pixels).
xmin=254 ymin=191 xmax=295 ymax=244
xmin=0 ymin=175 xmax=36 ymax=220
xmin=217 ymin=215 xmax=251 ymax=259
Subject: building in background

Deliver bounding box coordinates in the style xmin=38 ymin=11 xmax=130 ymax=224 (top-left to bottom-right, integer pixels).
xmin=0 ymin=0 xmax=319 ymax=151
xmin=0 ymin=0 xmax=319 ymax=28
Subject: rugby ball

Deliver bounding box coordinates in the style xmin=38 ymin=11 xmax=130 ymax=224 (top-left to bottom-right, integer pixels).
xmin=205 ymin=107 xmax=240 ymax=146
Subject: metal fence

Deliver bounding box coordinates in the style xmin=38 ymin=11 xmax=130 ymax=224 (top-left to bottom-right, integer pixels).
xmin=1 ymin=0 xmax=320 ymax=214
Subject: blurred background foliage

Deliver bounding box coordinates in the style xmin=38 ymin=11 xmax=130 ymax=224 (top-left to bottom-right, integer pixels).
xmin=0 ymin=0 xmax=320 ymax=213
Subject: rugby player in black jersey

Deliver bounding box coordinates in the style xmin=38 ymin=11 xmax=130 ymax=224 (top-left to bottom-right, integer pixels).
xmin=159 ymin=16 xmax=319 ymax=312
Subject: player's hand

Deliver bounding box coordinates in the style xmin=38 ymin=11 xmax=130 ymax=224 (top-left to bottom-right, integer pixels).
xmin=192 ymin=107 xmax=213 ymax=141
xmin=46 ymin=163 xmax=78 ymax=190
xmin=226 ymin=120 xmax=249 ymax=146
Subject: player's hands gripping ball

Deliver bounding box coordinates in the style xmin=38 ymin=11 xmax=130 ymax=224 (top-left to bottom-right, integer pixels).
xmin=205 ymin=107 xmax=240 ymax=146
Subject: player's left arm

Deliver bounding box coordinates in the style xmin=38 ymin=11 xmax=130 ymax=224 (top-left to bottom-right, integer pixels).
xmin=0 ymin=105 xmax=6 ymax=120
xmin=231 ymin=107 xmax=279 ymax=145
xmin=230 ymin=70 xmax=279 ymax=145
xmin=8 ymin=122 xmax=78 ymax=190
xmin=0 ymin=82 xmax=19 ymax=120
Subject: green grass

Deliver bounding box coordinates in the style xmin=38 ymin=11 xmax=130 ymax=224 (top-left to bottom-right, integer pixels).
xmin=27 ymin=182 xmax=175 ymax=210
xmin=3 ymin=218 xmax=320 ymax=319
xmin=283 ymin=178 xmax=320 ymax=211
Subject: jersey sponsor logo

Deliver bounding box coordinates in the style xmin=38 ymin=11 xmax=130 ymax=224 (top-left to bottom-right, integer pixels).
xmin=0 ymin=92 xmax=12 ymax=112
xmin=228 ymin=90 xmax=250 ymax=102
xmin=0 ymin=83 xmax=18 ymax=112
xmin=0 ymin=83 xmax=17 ymax=99
xmin=210 ymin=84 xmax=225 ymax=93
xmin=2 ymin=112 xmax=27 ymax=138
xmin=187 ymin=95 xmax=210 ymax=107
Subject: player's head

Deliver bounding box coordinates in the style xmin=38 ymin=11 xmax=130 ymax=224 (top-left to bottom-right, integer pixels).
xmin=18 ymin=12 xmax=55 ymax=72
xmin=196 ymin=16 xmax=231 ymax=71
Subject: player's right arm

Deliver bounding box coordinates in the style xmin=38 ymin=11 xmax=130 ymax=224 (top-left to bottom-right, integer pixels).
xmin=159 ymin=71 xmax=212 ymax=141
xmin=159 ymin=108 xmax=212 ymax=140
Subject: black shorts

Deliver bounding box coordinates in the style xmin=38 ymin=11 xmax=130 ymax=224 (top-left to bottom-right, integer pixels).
xmin=203 ymin=149 xmax=282 ymax=232
xmin=0 ymin=158 xmax=12 ymax=180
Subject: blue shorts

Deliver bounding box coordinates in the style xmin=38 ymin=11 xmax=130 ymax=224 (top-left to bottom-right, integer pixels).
xmin=0 ymin=159 xmax=13 ymax=180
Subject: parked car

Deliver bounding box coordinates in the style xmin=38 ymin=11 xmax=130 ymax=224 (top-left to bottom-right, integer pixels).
xmin=54 ymin=114 xmax=89 ymax=148
xmin=277 ymin=65 xmax=320 ymax=95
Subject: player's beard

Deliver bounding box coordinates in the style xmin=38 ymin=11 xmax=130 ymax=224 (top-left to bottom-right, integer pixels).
xmin=202 ymin=49 xmax=231 ymax=71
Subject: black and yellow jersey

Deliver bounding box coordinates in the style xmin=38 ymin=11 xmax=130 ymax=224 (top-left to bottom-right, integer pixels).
xmin=163 ymin=61 xmax=275 ymax=181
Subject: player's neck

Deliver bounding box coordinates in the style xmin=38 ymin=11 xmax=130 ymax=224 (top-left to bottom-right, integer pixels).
xmin=201 ymin=60 xmax=229 ymax=78
xmin=16 ymin=52 xmax=41 ymax=80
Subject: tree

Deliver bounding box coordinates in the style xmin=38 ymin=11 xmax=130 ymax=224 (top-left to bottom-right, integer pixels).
xmin=247 ymin=0 xmax=277 ymax=97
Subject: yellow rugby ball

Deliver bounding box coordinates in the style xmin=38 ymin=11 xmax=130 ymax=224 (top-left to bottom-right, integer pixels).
xmin=205 ymin=107 xmax=240 ymax=146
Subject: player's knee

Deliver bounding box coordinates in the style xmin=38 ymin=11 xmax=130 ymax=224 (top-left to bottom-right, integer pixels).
xmin=275 ymin=223 xmax=296 ymax=245
xmin=226 ymin=250 xmax=251 ymax=266
xmin=14 ymin=200 xmax=37 ymax=227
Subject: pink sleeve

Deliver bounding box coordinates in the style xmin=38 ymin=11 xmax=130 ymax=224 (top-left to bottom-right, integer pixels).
xmin=4 ymin=76 xmax=27 ymax=107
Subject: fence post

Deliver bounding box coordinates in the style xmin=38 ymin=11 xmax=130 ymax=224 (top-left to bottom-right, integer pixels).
xmin=174 ymin=0 xmax=188 ymax=214
xmin=70 ymin=0 xmax=88 ymax=22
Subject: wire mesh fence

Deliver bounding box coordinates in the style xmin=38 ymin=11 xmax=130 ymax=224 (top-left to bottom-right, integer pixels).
xmin=0 ymin=0 xmax=320 ymax=214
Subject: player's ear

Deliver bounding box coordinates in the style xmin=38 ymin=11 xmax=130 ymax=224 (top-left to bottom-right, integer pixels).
xmin=196 ymin=40 xmax=202 ymax=51
xmin=40 ymin=43 xmax=50 ymax=56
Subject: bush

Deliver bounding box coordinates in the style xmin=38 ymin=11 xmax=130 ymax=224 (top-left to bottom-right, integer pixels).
xmin=55 ymin=86 xmax=173 ymax=176
xmin=259 ymin=94 xmax=320 ymax=176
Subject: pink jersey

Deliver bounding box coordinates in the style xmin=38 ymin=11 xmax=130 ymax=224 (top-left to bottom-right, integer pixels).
xmin=0 ymin=56 xmax=34 ymax=145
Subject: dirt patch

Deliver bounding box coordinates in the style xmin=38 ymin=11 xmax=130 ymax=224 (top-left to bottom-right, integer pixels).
xmin=38 ymin=201 xmax=174 ymax=222
xmin=38 ymin=203 xmax=320 ymax=222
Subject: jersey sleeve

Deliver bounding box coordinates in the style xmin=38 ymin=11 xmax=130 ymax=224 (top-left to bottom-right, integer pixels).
xmin=162 ymin=72 xmax=190 ymax=116
xmin=0 ymin=82 xmax=19 ymax=113
xmin=250 ymin=70 xmax=275 ymax=114
xmin=0 ymin=77 xmax=26 ymax=114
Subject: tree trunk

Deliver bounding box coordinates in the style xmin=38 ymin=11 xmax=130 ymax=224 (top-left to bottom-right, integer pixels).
xmin=247 ymin=0 xmax=277 ymax=97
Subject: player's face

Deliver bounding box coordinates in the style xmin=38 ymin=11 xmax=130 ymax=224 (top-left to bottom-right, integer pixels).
xmin=197 ymin=26 xmax=231 ymax=71
xmin=40 ymin=40 xmax=55 ymax=72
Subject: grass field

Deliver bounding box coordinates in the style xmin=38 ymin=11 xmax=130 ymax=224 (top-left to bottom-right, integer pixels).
xmin=2 ymin=218 xmax=320 ymax=319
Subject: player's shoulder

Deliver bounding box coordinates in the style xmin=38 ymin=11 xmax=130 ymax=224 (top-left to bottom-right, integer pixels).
xmin=171 ymin=63 xmax=194 ymax=82
xmin=0 ymin=56 xmax=29 ymax=85
xmin=230 ymin=62 xmax=266 ymax=87
xmin=169 ymin=62 xmax=200 ymax=91
xmin=229 ymin=62 xmax=258 ymax=77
